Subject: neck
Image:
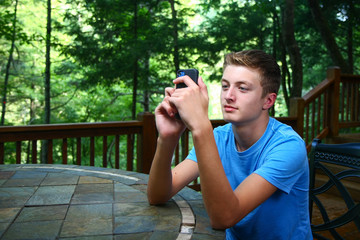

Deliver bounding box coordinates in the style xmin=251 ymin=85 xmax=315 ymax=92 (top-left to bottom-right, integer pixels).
xmin=232 ymin=114 xmax=270 ymax=152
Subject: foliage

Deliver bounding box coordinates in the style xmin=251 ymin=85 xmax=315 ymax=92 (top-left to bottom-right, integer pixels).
xmin=1 ymin=0 xmax=359 ymax=165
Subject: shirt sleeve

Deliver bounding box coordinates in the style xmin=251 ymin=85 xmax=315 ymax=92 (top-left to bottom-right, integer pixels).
xmin=186 ymin=146 xmax=197 ymax=162
xmin=254 ymin=137 xmax=308 ymax=194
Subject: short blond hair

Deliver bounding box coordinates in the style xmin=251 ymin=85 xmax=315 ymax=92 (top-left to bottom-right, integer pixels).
xmin=223 ymin=50 xmax=281 ymax=97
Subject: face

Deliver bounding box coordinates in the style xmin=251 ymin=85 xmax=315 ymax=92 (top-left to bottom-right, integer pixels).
xmin=220 ymin=65 xmax=274 ymax=126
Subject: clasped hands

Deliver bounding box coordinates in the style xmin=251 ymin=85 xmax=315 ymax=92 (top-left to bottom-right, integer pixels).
xmin=155 ymin=75 xmax=209 ymax=138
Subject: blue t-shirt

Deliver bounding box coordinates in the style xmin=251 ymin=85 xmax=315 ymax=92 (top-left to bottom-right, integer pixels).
xmin=187 ymin=118 xmax=312 ymax=240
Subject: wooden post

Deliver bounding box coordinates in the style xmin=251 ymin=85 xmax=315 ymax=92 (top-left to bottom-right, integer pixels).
xmin=16 ymin=141 xmax=21 ymax=164
xmin=137 ymin=112 xmax=157 ymax=174
xmin=0 ymin=142 xmax=4 ymax=164
xmin=327 ymin=67 xmax=341 ymax=137
xmin=290 ymin=97 xmax=305 ymax=137
xmin=103 ymin=136 xmax=107 ymax=168
xmin=32 ymin=140 xmax=37 ymax=164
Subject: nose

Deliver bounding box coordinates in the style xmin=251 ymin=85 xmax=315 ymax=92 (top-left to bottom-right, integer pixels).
xmin=224 ymin=86 xmax=235 ymax=102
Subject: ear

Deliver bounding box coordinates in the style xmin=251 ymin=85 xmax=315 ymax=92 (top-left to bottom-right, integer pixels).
xmin=262 ymin=93 xmax=277 ymax=110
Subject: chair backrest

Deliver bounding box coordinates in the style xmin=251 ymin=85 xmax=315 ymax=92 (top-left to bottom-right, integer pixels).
xmin=309 ymin=139 xmax=360 ymax=240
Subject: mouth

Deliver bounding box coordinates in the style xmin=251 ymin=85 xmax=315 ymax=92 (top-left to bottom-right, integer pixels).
xmin=223 ymin=104 xmax=237 ymax=112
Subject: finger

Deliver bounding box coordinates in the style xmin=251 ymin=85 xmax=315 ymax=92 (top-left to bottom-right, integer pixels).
xmin=173 ymin=75 xmax=198 ymax=88
xmin=197 ymin=76 xmax=208 ymax=94
xmin=161 ymin=96 xmax=178 ymax=117
xmin=165 ymin=87 xmax=175 ymax=97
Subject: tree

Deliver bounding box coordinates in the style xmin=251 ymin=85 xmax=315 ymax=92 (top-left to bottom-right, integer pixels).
xmin=307 ymin=0 xmax=351 ymax=73
xmin=1 ymin=0 xmax=19 ymax=125
xmin=44 ymin=0 xmax=52 ymax=124
xmin=282 ymin=0 xmax=303 ymax=99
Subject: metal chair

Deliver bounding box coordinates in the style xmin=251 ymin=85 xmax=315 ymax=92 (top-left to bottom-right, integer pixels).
xmin=309 ymin=139 xmax=360 ymax=239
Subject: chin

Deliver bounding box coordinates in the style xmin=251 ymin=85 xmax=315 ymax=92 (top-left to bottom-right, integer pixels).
xmin=222 ymin=114 xmax=238 ymax=124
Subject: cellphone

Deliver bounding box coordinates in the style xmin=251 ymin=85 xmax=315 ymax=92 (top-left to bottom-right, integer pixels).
xmin=176 ymin=69 xmax=199 ymax=89
xmin=175 ymin=69 xmax=199 ymax=119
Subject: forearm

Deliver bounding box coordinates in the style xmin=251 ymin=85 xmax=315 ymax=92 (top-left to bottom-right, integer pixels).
xmin=192 ymin=122 xmax=242 ymax=229
xmin=147 ymin=136 xmax=178 ymax=205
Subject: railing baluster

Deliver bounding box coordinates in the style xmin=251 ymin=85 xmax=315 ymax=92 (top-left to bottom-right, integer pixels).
xmin=62 ymin=138 xmax=67 ymax=164
xmin=103 ymin=136 xmax=107 ymax=168
xmin=16 ymin=141 xmax=21 ymax=164
xmin=48 ymin=139 xmax=53 ymax=164
xmin=32 ymin=140 xmax=37 ymax=164
xmin=76 ymin=137 xmax=81 ymax=165
xmin=0 ymin=142 xmax=4 ymax=164
xmin=175 ymin=144 xmax=179 ymax=165
xmin=115 ymin=135 xmax=119 ymax=169
xmin=305 ymin=106 xmax=310 ymax=144
xmin=350 ymin=81 xmax=355 ymax=121
xmin=127 ymin=134 xmax=133 ymax=171
xmin=356 ymin=82 xmax=360 ymax=121
xmin=345 ymin=83 xmax=351 ymax=121
xmin=311 ymin=101 xmax=316 ymax=140
xmin=340 ymin=82 xmax=345 ymax=122
xmin=90 ymin=137 xmax=95 ymax=166
xmin=317 ymin=96 xmax=321 ymax=135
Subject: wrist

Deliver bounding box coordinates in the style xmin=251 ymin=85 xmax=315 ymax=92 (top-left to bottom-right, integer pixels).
xmin=157 ymin=134 xmax=181 ymax=150
xmin=190 ymin=120 xmax=213 ymax=139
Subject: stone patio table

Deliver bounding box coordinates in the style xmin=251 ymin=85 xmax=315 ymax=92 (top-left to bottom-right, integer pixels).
xmin=0 ymin=164 xmax=225 ymax=239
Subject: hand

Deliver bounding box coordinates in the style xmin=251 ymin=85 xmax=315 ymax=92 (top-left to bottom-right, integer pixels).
xmin=155 ymin=87 xmax=186 ymax=139
xmin=169 ymin=76 xmax=210 ymax=132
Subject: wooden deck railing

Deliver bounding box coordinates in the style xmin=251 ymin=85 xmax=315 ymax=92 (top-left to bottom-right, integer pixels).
xmin=0 ymin=112 xmax=156 ymax=174
xmin=0 ymin=67 xmax=359 ymax=190
xmin=290 ymin=67 xmax=360 ymax=152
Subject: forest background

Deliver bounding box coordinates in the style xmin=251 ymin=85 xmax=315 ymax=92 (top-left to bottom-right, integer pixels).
xmin=0 ymin=0 xmax=359 ymax=166
xmin=1 ymin=0 xmax=359 ymax=126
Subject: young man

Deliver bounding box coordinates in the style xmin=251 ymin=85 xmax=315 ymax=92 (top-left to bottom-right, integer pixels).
xmin=147 ymin=50 xmax=312 ymax=239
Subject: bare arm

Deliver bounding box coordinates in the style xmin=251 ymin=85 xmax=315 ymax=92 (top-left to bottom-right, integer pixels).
xmin=147 ymin=85 xmax=199 ymax=205
xmin=147 ymin=137 xmax=199 ymax=204
xmin=192 ymin=124 xmax=277 ymax=229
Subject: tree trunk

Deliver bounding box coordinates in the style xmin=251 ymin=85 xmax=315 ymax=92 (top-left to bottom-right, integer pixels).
xmin=169 ymin=0 xmax=180 ymax=72
xmin=44 ymin=0 xmax=51 ymax=124
xmin=132 ymin=1 xmax=138 ymax=120
xmin=283 ymin=0 xmax=303 ymax=98
xmin=143 ymin=53 xmax=150 ymax=112
xmin=1 ymin=0 xmax=19 ymax=126
xmin=347 ymin=0 xmax=354 ymax=73
xmin=42 ymin=0 xmax=51 ymax=163
xmin=307 ymin=0 xmax=350 ymax=73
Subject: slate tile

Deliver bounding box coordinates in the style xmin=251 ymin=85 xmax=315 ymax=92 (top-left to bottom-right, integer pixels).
xmin=61 ymin=218 xmax=113 ymax=237
xmin=114 ymin=202 xmax=157 ymax=217
xmin=0 ymin=171 xmax=15 ymax=179
xmin=71 ymin=192 xmax=114 ymax=204
xmin=114 ymin=216 xmax=157 ymax=234
xmin=65 ymin=203 xmax=112 ymax=221
xmin=2 ymin=178 xmax=43 ymax=187
xmin=0 ymin=207 xmax=21 ymax=222
xmin=41 ymin=173 xmax=79 ymax=186
xmin=16 ymin=205 xmax=68 ymax=222
xmin=0 ymin=187 xmax=37 ymax=207
xmin=2 ymin=220 xmax=62 ymax=240
xmin=60 ymin=235 xmax=113 ymax=240
xmin=75 ymin=183 xmax=113 ymax=194
xmin=26 ymin=185 xmax=75 ymax=205
xmin=114 ymin=191 xmax=148 ymax=203
xmin=78 ymin=176 xmax=112 ymax=184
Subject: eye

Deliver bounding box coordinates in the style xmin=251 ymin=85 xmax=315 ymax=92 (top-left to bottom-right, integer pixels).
xmin=238 ymin=86 xmax=248 ymax=92
xmin=221 ymin=83 xmax=229 ymax=90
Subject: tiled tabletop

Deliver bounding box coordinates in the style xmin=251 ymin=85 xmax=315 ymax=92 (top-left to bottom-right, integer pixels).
xmin=0 ymin=164 xmax=224 ymax=240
